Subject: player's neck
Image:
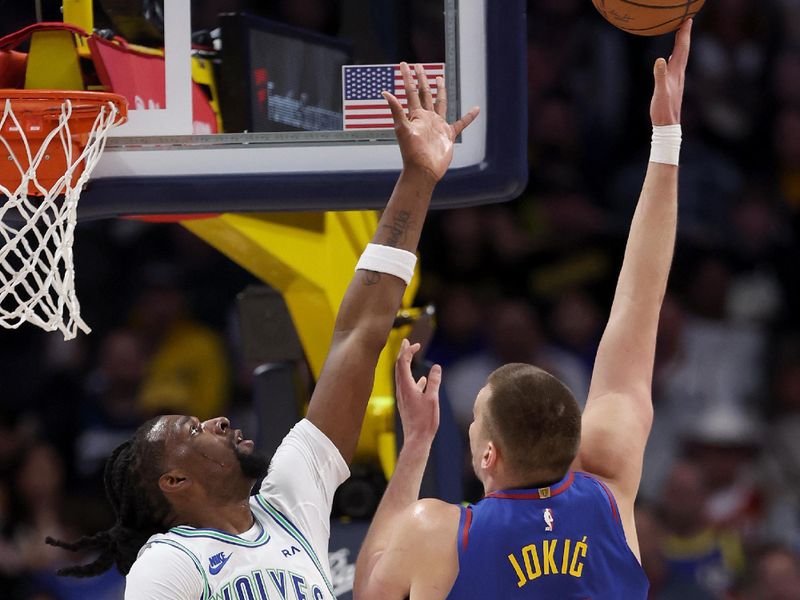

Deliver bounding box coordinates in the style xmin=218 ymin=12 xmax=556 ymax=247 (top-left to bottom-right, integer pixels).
xmin=481 ymin=472 xmax=514 ymax=496
xmin=483 ymin=470 xmax=566 ymax=495
xmin=174 ymin=493 xmax=255 ymax=534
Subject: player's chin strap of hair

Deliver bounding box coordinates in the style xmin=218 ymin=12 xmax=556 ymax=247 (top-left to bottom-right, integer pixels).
xmin=650 ymin=124 xmax=682 ymax=166
xmin=355 ymin=243 xmax=417 ymax=285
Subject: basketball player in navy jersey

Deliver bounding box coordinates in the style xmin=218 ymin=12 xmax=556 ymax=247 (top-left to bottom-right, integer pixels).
xmin=45 ymin=63 xmax=479 ymax=599
xmin=354 ymin=21 xmax=693 ymax=600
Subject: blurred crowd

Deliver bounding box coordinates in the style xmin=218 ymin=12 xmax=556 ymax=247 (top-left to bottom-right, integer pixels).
xmin=2 ymin=0 xmax=800 ymax=598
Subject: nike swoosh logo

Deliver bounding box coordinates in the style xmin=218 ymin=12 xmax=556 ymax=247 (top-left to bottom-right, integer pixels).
xmin=209 ymin=553 xmax=232 ymax=575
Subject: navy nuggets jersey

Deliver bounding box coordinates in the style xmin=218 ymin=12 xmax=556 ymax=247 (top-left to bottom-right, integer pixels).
xmin=446 ymin=471 xmax=649 ymax=599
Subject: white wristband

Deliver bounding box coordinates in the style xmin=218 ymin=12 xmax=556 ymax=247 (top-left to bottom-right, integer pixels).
xmin=649 ymin=124 xmax=682 ymax=166
xmin=355 ymin=243 xmax=417 ymax=285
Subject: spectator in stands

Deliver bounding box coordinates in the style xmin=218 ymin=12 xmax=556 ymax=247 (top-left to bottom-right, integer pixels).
xmin=685 ymin=408 xmax=766 ymax=537
xmin=74 ymin=329 xmax=147 ymax=487
xmin=548 ymin=288 xmax=603 ymax=372
xmin=11 ymin=444 xmax=71 ymax=574
xmin=446 ymin=297 xmax=589 ymax=432
xmin=12 ymin=443 xmax=125 ymax=600
xmin=726 ymin=186 xmax=791 ymax=325
xmin=658 ymin=460 xmax=746 ymax=597
xmin=762 ymin=336 xmax=800 ymax=544
xmin=130 ymin=263 xmax=231 ymax=420
xmin=426 ymin=285 xmax=486 ymax=368
xmin=737 ymin=545 xmax=800 ymax=600
xmin=690 ymin=0 xmax=777 ymax=163
xmin=775 ymin=107 xmax=800 ymax=212
xmin=636 ymin=503 xmax=715 ymax=600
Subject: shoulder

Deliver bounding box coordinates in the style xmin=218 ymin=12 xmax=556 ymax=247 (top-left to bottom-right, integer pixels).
xmin=398 ymin=499 xmax=462 ymax=543
xmin=410 ymin=498 xmax=461 ymax=522
xmin=262 ymin=418 xmax=349 ymax=491
xmin=383 ymin=500 xmax=461 ymax=595
xmin=130 ymin=538 xmax=201 ymax=571
xmin=272 ymin=418 xmax=345 ymax=460
xmin=126 ymin=540 xmax=205 ymax=597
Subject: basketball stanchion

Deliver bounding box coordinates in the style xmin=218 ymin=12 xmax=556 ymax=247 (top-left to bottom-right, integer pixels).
xmin=0 ymin=90 xmax=127 ymax=339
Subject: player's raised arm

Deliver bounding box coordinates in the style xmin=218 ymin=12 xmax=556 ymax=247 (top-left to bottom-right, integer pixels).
xmin=306 ymin=63 xmax=479 ymax=463
xmin=353 ymin=341 xmax=459 ymax=600
xmin=576 ymin=22 xmax=691 ymax=511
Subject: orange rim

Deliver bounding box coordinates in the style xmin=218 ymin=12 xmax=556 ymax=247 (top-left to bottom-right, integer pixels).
xmin=0 ymin=89 xmax=128 ymax=127
xmin=0 ymin=90 xmax=128 ymax=195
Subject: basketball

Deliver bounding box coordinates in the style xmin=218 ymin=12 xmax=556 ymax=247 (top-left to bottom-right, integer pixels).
xmin=591 ymin=0 xmax=705 ymax=36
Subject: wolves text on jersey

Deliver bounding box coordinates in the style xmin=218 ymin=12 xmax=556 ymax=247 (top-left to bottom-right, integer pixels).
xmin=210 ymin=568 xmax=325 ymax=600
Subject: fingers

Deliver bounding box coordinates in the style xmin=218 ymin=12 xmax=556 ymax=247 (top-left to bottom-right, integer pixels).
xmin=415 ymin=64 xmax=434 ymax=111
xmin=669 ymin=18 xmax=692 ymax=74
xmin=452 ymin=106 xmax=481 ymax=137
xmin=382 ymin=91 xmax=408 ymax=128
xmin=395 ymin=339 xmax=420 ymax=376
xmin=400 ymin=62 xmax=421 ymax=112
xmin=396 ymin=338 xmax=421 ymax=363
xmin=653 ymin=57 xmax=668 ymax=81
xmin=434 ymin=76 xmax=447 ymax=118
xmin=416 ymin=376 xmax=427 ymax=392
xmin=395 ymin=341 xmax=421 ymax=402
xmin=395 ymin=337 xmax=410 ymax=361
xmin=425 ymin=364 xmax=443 ymax=396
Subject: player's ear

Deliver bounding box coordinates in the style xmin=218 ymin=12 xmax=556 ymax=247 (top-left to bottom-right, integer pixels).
xmin=481 ymin=441 xmax=497 ymax=470
xmin=159 ymin=470 xmax=192 ymax=495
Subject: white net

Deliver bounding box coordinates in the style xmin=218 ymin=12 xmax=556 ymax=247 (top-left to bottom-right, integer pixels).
xmin=0 ymin=97 xmax=121 ymax=340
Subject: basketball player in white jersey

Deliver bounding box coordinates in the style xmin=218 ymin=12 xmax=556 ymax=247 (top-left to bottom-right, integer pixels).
xmin=45 ymin=63 xmax=479 ymax=599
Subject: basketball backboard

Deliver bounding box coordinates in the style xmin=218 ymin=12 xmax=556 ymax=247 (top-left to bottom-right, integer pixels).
xmin=1 ymin=0 xmax=527 ymax=219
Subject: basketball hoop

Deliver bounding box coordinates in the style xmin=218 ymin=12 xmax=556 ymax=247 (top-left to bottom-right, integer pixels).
xmin=0 ymin=90 xmax=127 ymax=339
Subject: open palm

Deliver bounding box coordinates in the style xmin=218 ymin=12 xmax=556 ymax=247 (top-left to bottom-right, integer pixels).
xmin=384 ymin=63 xmax=480 ymax=183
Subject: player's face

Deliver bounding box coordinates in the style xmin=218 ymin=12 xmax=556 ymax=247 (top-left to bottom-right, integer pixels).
xmin=160 ymin=415 xmax=267 ymax=481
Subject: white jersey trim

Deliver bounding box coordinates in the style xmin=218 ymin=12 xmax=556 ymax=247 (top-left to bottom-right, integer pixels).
xmin=254 ymin=495 xmax=336 ymax=598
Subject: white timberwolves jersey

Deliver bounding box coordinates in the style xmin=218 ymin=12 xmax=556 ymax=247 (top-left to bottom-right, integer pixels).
xmin=144 ymin=494 xmax=335 ymax=599
xmin=125 ymin=420 xmax=350 ymax=600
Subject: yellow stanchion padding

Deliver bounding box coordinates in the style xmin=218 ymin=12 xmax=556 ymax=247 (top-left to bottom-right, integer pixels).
xmin=63 ymin=0 xmax=94 ymax=31
xmin=25 ymin=31 xmax=84 ymax=91
xmin=62 ymin=0 xmax=93 ymax=57
xmin=192 ymin=55 xmax=224 ymax=133
xmin=183 ymin=211 xmax=420 ymax=478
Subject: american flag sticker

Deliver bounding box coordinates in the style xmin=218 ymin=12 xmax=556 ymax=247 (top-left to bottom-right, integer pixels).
xmin=342 ymin=63 xmax=445 ymax=130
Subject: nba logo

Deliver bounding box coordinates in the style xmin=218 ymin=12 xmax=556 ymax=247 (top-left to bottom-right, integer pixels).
xmin=544 ymin=508 xmax=555 ymax=532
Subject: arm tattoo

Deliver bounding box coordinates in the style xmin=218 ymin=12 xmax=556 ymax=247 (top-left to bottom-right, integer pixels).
xmin=381 ymin=210 xmax=412 ymax=247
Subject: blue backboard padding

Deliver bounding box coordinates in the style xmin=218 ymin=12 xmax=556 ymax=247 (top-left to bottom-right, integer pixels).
xmin=76 ymin=1 xmax=528 ymax=220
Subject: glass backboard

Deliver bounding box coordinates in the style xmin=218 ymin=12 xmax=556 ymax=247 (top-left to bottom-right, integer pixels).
xmin=0 ymin=0 xmax=527 ymax=219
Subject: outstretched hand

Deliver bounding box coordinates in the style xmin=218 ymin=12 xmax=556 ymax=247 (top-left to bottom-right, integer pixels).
xmin=650 ymin=19 xmax=692 ymax=126
xmin=383 ymin=63 xmax=480 ymax=183
xmin=394 ymin=338 xmax=441 ymax=443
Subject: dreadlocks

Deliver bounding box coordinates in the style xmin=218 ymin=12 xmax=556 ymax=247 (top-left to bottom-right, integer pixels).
xmin=45 ymin=417 xmax=175 ymax=577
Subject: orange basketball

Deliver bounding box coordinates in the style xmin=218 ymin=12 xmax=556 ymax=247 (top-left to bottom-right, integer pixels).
xmin=591 ymin=0 xmax=705 ymax=36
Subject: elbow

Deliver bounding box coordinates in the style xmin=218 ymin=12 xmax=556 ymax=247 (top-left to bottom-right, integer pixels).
xmin=336 ymin=321 xmax=392 ymax=356
xmin=639 ymin=402 xmax=654 ymax=435
xmin=629 ymin=391 xmax=654 ymax=434
xmin=353 ymin=552 xmax=383 ymax=600
xmin=362 ymin=326 xmax=393 ymax=355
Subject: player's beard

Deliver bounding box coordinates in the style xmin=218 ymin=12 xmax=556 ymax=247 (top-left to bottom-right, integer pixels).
xmin=235 ymin=446 xmax=270 ymax=480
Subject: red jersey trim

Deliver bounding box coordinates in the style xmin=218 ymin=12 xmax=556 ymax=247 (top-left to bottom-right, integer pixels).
xmin=595 ymin=479 xmax=621 ymax=525
xmin=461 ymin=507 xmax=474 ymax=551
xmin=485 ymin=471 xmax=575 ymax=501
